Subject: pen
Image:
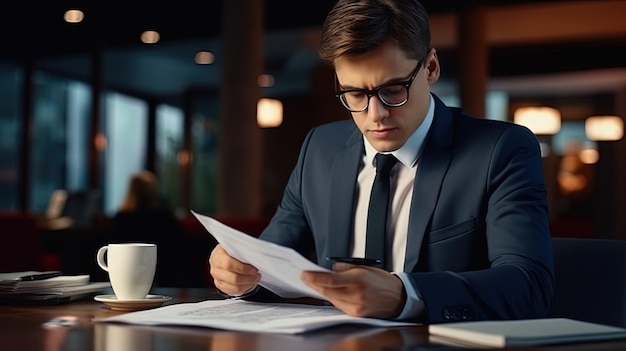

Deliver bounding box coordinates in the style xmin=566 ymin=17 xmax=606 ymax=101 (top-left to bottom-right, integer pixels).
xmin=326 ymin=257 xmax=382 ymax=267
xmin=17 ymin=272 xmax=62 ymax=281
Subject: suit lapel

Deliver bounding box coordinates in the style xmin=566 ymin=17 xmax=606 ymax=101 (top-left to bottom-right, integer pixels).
xmin=404 ymin=96 xmax=454 ymax=271
xmin=326 ymin=130 xmax=364 ymax=258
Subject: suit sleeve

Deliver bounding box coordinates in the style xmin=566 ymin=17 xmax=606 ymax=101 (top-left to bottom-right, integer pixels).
xmin=408 ymin=125 xmax=554 ymax=323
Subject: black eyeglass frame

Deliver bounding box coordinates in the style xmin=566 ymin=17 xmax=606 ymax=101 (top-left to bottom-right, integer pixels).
xmin=334 ymin=61 xmax=422 ymax=113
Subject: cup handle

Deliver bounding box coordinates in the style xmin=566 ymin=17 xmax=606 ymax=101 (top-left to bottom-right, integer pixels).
xmin=96 ymin=246 xmax=109 ymax=272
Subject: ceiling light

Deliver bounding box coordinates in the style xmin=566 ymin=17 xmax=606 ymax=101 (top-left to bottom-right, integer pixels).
xmin=513 ymin=106 xmax=561 ymax=135
xmin=64 ymin=9 xmax=84 ymax=23
xmin=585 ymin=115 xmax=623 ymax=141
xmin=140 ymin=31 xmax=160 ymax=44
xmin=195 ymin=51 xmax=215 ymax=65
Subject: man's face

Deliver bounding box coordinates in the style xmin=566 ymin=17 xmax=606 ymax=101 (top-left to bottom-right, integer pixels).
xmin=334 ymin=40 xmax=439 ymax=152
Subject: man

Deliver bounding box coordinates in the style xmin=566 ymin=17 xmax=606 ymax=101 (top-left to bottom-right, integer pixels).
xmin=209 ymin=0 xmax=554 ymax=323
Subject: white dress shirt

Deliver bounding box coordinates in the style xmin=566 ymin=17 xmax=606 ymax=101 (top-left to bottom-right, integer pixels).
xmin=352 ymin=94 xmax=435 ymax=319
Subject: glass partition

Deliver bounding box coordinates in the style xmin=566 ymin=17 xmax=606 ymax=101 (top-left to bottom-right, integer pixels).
xmin=102 ymin=92 xmax=148 ymax=215
xmin=0 ymin=63 xmax=22 ymax=210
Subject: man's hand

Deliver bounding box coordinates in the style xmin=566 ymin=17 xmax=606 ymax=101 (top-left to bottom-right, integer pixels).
xmin=208 ymin=244 xmax=261 ymax=296
xmin=300 ymin=262 xmax=406 ymax=319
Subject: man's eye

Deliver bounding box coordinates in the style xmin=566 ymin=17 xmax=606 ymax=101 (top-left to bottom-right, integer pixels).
xmin=381 ymin=85 xmax=404 ymax=95
xmin=345 ymin=92 xmax=366 ymax=100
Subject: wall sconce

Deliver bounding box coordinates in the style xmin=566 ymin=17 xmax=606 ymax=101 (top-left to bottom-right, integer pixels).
xmin=513 ymin=106 xmax=561 ymax=135
xmin=585 ymin=115 xmax=624 ymax=141
xmin=257 ymin=98 xmax=283 ymax=128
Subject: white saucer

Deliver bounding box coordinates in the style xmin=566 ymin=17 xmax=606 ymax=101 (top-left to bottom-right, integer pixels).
xmin=94 ymin=294 xmax=172 ymax=311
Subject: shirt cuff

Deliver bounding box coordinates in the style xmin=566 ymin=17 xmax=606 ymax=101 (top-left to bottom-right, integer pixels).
xmin=394 ymin=272 xmax=425 ymax=320
xmin=216 ymin=285 xmax=260 ymax=299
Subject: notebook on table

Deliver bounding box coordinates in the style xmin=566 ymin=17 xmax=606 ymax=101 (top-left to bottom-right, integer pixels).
xmin=428 ymin=318 xmax=626 ymax=348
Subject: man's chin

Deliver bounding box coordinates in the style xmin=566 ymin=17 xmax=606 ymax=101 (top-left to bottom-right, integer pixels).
xmin=370 ymin=140 xmax=402 ymax=153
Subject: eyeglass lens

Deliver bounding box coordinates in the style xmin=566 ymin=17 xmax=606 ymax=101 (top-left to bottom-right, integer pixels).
xmin=340 ymin=85 xmax=408 ymax=112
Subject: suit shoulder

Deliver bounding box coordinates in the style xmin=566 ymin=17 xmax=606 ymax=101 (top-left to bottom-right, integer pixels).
xmin=455 ymin=111 xmax=535 ymax=138
xmin=311 ymin=119 xmax=355 ymax=133
xmin=306 ymin=119 xmax=358 ymax=142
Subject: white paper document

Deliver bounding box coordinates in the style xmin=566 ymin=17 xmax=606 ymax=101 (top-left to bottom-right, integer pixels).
xmin=95 ymin=298 xmax=416 ymax=334
xmin=191 ymin=210 xmax=330 ymax=300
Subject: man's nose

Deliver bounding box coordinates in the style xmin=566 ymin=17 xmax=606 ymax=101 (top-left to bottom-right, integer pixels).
xmin=367 ymin=95 xmax=389 ymax=122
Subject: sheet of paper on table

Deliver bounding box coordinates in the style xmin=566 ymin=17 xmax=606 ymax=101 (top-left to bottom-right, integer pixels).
xmin=95 ymin=298 xmax=417 ymax=334
xmin=191 ymin=210 xmax=330 ymax=300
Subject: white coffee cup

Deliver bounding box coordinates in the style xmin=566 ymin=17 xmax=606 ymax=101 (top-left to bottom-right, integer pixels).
xmin=96 ymin=243 xmax=157 ymax=300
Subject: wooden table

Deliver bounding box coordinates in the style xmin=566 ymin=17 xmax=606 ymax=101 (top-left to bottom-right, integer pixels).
xmin=1 ymin=288 xmax=626 ymax=351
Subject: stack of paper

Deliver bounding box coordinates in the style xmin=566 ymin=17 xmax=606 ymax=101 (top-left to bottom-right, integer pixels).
xmin=0 ymin=271 xmax=110 ymax=304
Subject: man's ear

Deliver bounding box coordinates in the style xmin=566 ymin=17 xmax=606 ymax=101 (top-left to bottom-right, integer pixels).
xmin=425 ymin=48 xmax=440 ymax=84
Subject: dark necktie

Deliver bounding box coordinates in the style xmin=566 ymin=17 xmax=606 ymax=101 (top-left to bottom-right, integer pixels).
xmin=365 ymin=153 xmax=397 ymax=269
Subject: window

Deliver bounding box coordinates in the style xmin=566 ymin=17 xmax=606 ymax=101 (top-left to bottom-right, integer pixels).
xmin=156 ymin=104 xmax=184 ymax=213
xmin=0 ymin=63 xmax=22 ymax=210
xmin=191 ymin=97 xmax=220 ymax=214
xmin=103 ymin=92 xmax=148 ymax=215
xmin=29 ymin=72 xmax=91 ymax=213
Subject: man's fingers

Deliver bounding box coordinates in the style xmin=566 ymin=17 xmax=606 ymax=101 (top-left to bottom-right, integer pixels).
xmin=209 ymin=244 xmax=261 ymax=296
xmin=210 ymin=245 xmax=259 ymax=275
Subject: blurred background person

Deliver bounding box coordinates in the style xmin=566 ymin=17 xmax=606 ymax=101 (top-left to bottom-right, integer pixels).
xmin=109 ymin=170 xmax=208 ymax=287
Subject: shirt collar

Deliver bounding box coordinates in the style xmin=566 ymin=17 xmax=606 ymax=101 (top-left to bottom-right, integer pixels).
xmin=364 ymin=93 xmax=435 ymax=168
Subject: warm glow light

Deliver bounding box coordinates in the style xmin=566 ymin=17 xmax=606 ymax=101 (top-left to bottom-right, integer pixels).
xmin=64 ymin=9 xmax=84 ymax=23
xmin=579 ymin=148 xmax=599 ymax=164
xmin=94 ymin=133 xmax=107 ymax=151
xmin=513 ymin=106 xmax=561 ymax=135
xmin=195 ymin=51 xmax=215 ymax=65
xmin=257 ymin=74 xmax=275 ymax=88
xmin=257 ymin=98 xmax=283 ymax=128
xmin=140 ymin=31 xmax=160 ymax=44
xmin=177 ymin=150 xmax=192 ymax=165
xmin=585 ymin=115 xmax=624 ymax=141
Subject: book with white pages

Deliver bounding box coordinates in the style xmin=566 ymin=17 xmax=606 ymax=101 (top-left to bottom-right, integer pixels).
xmin=428 ymin=318 xmax=626 ymax=348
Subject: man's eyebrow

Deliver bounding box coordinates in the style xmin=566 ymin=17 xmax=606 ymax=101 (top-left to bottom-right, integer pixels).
xmin=337 ymin=73 xmax=410 ymax=91
xmin=339 ymin=77 xmax=405 ymax=91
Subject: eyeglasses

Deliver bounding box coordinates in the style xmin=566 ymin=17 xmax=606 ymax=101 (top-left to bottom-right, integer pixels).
xmin=335 ymin=62 xmax=422 ymax=113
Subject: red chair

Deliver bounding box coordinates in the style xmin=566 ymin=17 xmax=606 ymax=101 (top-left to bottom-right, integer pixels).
xmin=0 ymin=211 xmax=61 ymax=272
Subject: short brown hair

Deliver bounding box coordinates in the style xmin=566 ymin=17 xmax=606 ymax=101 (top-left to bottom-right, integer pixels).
xmin=319 ymin=0 xmax=431 ymax=64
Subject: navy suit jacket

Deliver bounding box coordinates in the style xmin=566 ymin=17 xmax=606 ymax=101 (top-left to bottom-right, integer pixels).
xmin=258 ymin=94 xmax=554 ymax=323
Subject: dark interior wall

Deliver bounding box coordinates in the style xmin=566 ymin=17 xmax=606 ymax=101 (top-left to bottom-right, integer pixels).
xmin=260 ymin=64 xmax=346 ymax=217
